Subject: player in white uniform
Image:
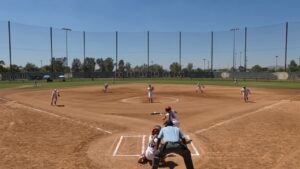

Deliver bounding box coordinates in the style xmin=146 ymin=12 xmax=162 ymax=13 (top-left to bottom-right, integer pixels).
xmin=138 ymin=125 xmax=162 ymax=163
xmin=241 ymin=86 xmax=251 ymax=102
xmin=103 ymin=83 xmax=109 ymax=93
xmin=147 ymin=84 xmax=154 ymax=103
xmin=163 ymin=106 xmax=180 ymax=127
xmin=196 ymin=82 xmax=205 ymax=93
xmin=51 ymin=89 xmax=60 ymax=106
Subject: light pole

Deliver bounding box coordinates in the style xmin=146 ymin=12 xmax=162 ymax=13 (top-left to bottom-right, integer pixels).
xmin=275 ymin=56 xmax=279 ymax=71
xmin=230 ymin=28 xmax=239 ymax=72
xmin=62 ymin=28 xmax=72 ymax=68
xmin=203 ymin=58 xmax=206 ymax=72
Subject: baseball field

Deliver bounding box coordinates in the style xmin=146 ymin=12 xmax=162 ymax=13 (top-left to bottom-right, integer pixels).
xmin=0 ymin=79 xmax=300 ymax=169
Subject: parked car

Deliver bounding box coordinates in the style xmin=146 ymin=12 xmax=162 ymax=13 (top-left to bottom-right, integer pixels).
xmin=43 ymin=75 xmax=53 ymax=82
xmin=58 ymin=75 xmax=65 ymax=82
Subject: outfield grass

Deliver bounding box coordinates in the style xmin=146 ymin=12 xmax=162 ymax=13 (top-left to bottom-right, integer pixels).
xmin=0 ymin=78 xmax=299 ymax=89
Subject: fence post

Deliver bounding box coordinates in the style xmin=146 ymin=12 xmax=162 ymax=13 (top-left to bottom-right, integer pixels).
xmin=244 ymin=27 xmax=247 ymax=72
xmin=284 ymin=22 xmax=288 ymax=72
xmin=210 ymin=31 xmax=214 ymax=72
xmin=8 ymin=21 xmax=12 ymax=80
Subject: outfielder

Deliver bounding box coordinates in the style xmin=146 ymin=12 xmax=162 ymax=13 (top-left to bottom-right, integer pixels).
xmin=147 ymin=84 xmax=154 ymax=103
xmin=51 ymin=89 xmax=60 ymax=106
xmin=241 ymin=86 xmax=251 ymax=102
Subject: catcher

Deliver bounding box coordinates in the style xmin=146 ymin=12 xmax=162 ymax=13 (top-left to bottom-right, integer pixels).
xmin=138 ymin=125 xmax=165 ymax=164
xmin=50 ymin=89 xmax=60 ymax=106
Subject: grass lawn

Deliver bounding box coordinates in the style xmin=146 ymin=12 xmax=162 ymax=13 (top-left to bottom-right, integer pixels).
xmin=0 ymin=78 xmax=299 ymax=89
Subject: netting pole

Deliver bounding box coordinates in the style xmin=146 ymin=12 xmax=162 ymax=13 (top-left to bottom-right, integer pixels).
xmin=8 ymin=21 xmax=12 ymax=80
xmin=284 ymin=22 xmax=288 ymax=72
xmin=244 ymin=27 xmax=247 ymax=72
xmin=50 ymin=27 xmax=53 ymax=74
xmin=179 ymin=31 xmax=182 ymax=73
xmin=147 ymin=31 xmax=150 ymax=77
xmin=114 ymin=31 xmax=118 ymax=82
xmin=83 ymin=31 xmax=86 ymax=60
xmin=210 ymin=31 xmax=214 ymax=72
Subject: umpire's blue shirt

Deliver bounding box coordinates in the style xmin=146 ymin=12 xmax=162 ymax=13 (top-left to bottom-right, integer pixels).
xmin=158 ymin=126 xmax=185 ymax=142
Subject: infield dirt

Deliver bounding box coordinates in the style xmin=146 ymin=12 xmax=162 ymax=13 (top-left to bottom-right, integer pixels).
xmin=0 ymin=83 xmax=300 ymax=169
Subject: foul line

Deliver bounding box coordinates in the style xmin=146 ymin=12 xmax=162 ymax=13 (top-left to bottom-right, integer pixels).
xmin=195 ymin=100 xmax=287 ymax=134
xmin=0 ymin=97 xmax=112 ymax=134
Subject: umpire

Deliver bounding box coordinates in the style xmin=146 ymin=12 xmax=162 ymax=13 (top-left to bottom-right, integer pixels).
xmin=152 ymin=120 xmax=194 ymax=169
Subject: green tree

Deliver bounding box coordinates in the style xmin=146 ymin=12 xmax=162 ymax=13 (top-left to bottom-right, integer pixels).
xmin=83 ymin=57 xmax=96 ymax=72
xmin=96 ymin=58 xmax=105 ymax=72
xmin=149 ymin=64 xmax=164 ymax=73
xmin=51 ymin=58 xmax=64 ymax=72
xmin=118 ymin=59 xmax=125 ymax=72
xmin=10 ymin=64 xmax=21 ymax=73
xmin=72 ymin=58 xmax=82 ymax=72
xmin=186 ymin=63 xmax=193 ymax=72
xmin=104 ymin=57 xmax=114 ymax=72
xmin=40 ymin=65 xmax=51 ymax=72
xmin=169 ymin=62 xmax=181 ymax=73
xmin=124 ymin=62 xmax=131 ymax=72
xmin=0 ymin=60 xmax=7 ymax=73
xmin=251 ymin=65 xmax=263 ymax=72
xmin=288 ymin=60 xmax=299 ymax=72
xmin=24 ymin=63 xmax=39 ymax=72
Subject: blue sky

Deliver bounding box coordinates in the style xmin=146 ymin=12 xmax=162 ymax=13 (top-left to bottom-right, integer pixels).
xmin=0 ymin=0 xmax=300 ymax=69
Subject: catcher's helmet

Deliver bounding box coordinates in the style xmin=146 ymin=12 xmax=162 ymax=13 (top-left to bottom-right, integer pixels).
xmin=152 ymin=125 xmax=161 ymax=135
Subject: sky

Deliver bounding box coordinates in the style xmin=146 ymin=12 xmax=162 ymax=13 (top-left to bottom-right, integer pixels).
xmin=0 ymin=0 xmax=300 ymax=69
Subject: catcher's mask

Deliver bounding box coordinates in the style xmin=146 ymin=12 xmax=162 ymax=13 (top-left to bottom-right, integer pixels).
xmin=152 ymin=125 xmax=161 ymax=135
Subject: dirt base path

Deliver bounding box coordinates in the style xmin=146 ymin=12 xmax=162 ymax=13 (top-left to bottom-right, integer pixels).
xmin=1 ymin=83 xmax=299 ymax=169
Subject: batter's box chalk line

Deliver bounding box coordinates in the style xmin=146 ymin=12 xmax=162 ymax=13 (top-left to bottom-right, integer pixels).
xmin=112 ymin=134 xmax=200 ymax=157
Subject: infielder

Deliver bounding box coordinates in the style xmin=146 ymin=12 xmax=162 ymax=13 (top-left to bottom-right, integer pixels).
xmin=163 ymin=106 xmax=180 ymax=127
xmin=241 ymin=86 xmax=251 ymax=102
xmin=103 ymin=83 xmax=109 ymax=93
xmin=51 ymin=89 xmax=60 ymax=106
xmin=147 ymin=84 xmax=154 ymax=103
xmin=196 ymin=82 xmax=205 ymax=93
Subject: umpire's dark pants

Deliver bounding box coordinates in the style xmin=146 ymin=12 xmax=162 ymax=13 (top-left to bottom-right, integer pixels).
xmin=152 ymin=142 xmax=194 ymax=169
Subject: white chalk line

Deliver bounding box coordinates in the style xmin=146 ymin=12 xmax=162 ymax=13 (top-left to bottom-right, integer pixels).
xmin=0 ymin=97 xmax=112 ymax=134
xmin=195 ymin=100 xmax=287 ymax=134
xmin=113 ymin=134 xmax=200 ymax=157
xmin=121 ymin=96 xmax=179 ymax=103
xmin=142 ymin=135 xmax=146 ymax=154
xmin=186 ymin=135 xmax=200 ymax=156
xmin=113 ymin=136 xmax=124 ymax=156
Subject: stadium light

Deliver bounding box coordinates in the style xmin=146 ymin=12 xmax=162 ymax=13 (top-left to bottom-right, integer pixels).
xmin=230 ymin=28 xmax=239 ymax=72
xmin=275 ymin=56 xmax=279 ymax=71
xmin=203 ymin=58 xmax=206 ymax=71
xmin=61 ymin=27 xmax=72 ymax=68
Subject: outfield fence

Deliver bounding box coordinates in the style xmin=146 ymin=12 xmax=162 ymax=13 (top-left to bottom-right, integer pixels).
xmin=1 ymin=20 xmax=300 ymax=80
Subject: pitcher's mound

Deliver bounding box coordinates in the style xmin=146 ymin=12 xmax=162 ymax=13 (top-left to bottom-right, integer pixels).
xmin=121 ymin=96 xmax=179 ymax=103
